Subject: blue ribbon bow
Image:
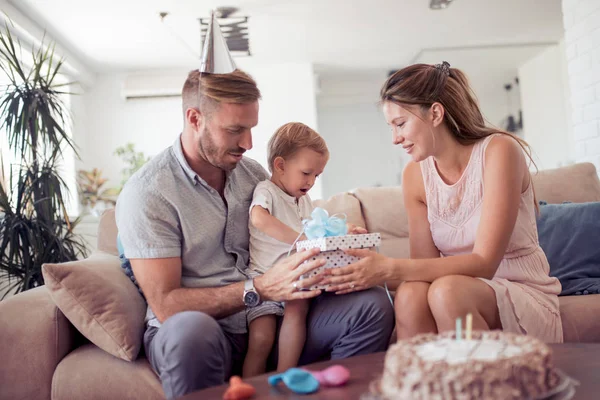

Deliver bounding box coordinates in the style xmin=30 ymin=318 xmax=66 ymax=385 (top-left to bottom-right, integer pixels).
xmin=302 ymin=207 xmax=348 ymax=239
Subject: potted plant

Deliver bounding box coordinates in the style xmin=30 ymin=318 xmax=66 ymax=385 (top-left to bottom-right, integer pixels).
xmin=74 ymin=144 xmax=150 ymax=218
xmin=113 ymin=142 xmax=151 ymax=193
xmin=0 ymin=24 xmax=88 ymax=299
xmin=76 ymin=168 xmax=118 ymax=216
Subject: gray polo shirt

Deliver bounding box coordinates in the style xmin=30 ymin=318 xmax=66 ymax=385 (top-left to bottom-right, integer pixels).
xmin=115 ymin=134 xmax=269 ymax=333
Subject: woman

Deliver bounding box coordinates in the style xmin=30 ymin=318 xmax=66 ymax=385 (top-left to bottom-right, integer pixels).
xmin=320 ymin=62 xmax=562 ymax=343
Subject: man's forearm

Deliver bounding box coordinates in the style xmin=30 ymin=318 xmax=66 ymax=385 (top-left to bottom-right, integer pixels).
xmin=156 ymin=281 xmax=245 ymax=323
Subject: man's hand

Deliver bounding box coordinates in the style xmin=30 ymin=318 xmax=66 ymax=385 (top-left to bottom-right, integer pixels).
xmin=254 ymin=248 xmax=326 ymax=302
xmin=347 ymin=223 xmax=368 ymax=235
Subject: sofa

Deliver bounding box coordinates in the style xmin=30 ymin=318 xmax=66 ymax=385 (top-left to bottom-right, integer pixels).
xmin=1 ymin=162 xmax=600 ymax=400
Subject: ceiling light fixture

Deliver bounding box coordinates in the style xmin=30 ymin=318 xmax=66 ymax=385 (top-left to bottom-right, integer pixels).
xmin=159 ymin=6 xmax=251 ymax=59
xmin=430 ymin=0 xmax=455 ymax=10
xmin=200 ymin=7 xmax=250 ymax=56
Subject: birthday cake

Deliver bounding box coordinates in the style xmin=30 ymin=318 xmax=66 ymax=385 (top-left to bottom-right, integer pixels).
xmin=374 ymin=331 xmax=560 ymax=400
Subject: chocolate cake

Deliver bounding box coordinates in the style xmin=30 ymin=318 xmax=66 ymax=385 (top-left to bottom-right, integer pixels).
xmin=375 ymin=331 xmax=559 ymax=400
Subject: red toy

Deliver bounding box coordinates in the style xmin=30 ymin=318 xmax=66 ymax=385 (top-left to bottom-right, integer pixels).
xmin=222 ymin=376 xmax=256 ymax=400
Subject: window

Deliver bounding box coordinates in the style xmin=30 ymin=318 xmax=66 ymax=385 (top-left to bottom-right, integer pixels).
xmin=0 ymin=55 xmax=78 ymax=216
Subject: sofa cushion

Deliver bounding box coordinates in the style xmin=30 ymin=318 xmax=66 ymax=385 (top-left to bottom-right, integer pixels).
xmin=97 ymin=208 xmax=119 ymax=256
xmin=314 ymin=192 xmax=366 ymax=229
xmin=378 ymin=237 xmax=411 ymax=260
xmin=353 ymin=187 xmax=410 ymax=259
xmin=532 ymin=162 xmax=600 ymax=204
xmin=560 ymin=294 xmax=600 ymax=342
xmin=42 ymin=251 xmax=146 ymax=361
xmin=353 ymin=187 xmax=407 ymax=238
xmin=52 ymin=344 xmax=164 ymax=400
xmin=537 ymin=202 xmax=600 ymax=295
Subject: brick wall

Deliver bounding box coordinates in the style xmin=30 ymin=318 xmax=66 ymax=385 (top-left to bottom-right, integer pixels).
xmin=563 ymin=0 xmax=600 ymax=168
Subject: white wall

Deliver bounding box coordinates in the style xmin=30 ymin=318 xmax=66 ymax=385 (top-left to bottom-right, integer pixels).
xmin=316 ymin=72 xmax=405 ymax=198
xmin=75 ymin=60 xmax=322 ymax=202
xmin=478 ymin=89 xmax=518 ymax=132
xmin=518 ymin=40 xmax=573 ymax=170
xmin=238 ymin=60 xmax=320 ymax=200
xmin=562 ymin=0 xmax=600 ymax=169
xmin=414 ymin=46 xmax=552 ymax=133
xmin=318 ymin=103 xmax=405 ymax=198
xmin=77 ymin=73 xmax=182 ymax=193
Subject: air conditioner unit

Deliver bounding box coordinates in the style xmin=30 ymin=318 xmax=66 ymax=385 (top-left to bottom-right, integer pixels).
xmin=121 ymin=71 xmax=188 ymax=99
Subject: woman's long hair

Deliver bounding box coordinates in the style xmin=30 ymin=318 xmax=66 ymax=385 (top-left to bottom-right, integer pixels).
xmin=380 ymin=62 xmax=539 ymax=211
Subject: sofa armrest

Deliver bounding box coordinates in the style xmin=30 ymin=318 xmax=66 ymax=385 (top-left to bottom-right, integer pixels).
xmin=0 ymin=286 xmax=76 ymax=400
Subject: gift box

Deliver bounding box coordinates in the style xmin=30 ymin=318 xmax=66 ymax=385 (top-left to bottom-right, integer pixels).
xmin=297 ymin=233 xmax=381 ymax=289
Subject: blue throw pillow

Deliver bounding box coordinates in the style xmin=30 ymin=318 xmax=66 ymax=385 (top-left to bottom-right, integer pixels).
xmin=537 ymin=201 xmax=600 ymax=296
xmin=116 ymin=234 xmax=145 ymax=297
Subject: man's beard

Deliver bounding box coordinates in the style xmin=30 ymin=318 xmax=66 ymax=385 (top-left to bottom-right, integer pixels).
xmin=198 ymin=126 xmax=245 ymax=171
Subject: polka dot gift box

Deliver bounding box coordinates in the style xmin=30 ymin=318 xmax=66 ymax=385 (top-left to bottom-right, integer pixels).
xmin=296 ymin=233 xmax=381 ymax=289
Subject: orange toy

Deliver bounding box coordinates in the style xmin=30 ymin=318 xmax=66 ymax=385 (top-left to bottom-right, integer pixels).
xmin=223 ymin=376 xmax=256 ymax=400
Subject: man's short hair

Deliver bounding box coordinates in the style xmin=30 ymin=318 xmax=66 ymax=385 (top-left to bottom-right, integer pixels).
xmin=267 ymin=122 xmax=329 ymax=173
xmin=181 ymin=69 xmax=261 ymax=117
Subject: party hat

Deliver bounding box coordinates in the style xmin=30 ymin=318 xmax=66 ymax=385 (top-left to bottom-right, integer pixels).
xmin=200 ymin=11 xmax=237 ymax=74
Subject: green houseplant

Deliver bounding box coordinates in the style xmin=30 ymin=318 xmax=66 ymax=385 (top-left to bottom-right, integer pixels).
xmin=113 ymin=142 xmax=151 ymax=193
xmin=0 ymin=25 xmax=88 ymax=298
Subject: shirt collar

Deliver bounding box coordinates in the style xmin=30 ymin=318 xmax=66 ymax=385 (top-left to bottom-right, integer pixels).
xmin=172 ymin=134 xmax=234 ymax=188
xmin=172 ymin=134 xmax=201 ymax=185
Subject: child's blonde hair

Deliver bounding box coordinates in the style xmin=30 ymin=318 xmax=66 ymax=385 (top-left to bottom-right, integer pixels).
xmin=267 ymin=122 xmax=329 ymax=173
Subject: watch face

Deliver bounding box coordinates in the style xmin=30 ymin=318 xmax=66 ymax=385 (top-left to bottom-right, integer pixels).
xmin=244 ymin=291 xmax=259 ymax=307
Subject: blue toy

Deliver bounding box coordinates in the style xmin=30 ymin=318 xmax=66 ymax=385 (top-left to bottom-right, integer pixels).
xmin=268 ymin=368 xmax=320 ymax=394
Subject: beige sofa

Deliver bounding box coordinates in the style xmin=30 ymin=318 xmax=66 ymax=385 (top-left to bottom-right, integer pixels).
xmin=2 ymin=162 xmax=600 ymax=400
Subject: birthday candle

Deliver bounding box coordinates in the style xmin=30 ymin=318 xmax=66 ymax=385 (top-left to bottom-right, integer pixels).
xmin=456 ymin=317 xmax=462 ymax=341
xmin=466 ymin=313 xmax=473 ymax=340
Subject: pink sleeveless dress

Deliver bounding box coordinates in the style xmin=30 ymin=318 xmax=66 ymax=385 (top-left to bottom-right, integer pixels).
xmin=420 ymin=134 xmax=563 ymax=343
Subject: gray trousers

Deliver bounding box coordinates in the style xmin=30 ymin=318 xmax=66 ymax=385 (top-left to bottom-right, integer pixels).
xmin=144 ymin=287 xmax=394 ymax=399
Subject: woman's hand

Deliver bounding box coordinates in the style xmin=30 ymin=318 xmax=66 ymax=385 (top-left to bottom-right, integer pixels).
xmin=347 ymin=223 xmax=368 ymax=235
xmin=321 ymin=248 xmax=394 ymax=294
xmin=254 ymin=248 xmax=326 ymax=302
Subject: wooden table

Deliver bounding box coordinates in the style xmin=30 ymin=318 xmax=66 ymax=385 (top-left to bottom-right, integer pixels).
xmin=183 ymin=343 xmax=600 ymax=399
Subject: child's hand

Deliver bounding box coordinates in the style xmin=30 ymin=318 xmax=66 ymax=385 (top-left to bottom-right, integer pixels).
xmin=347 ymin=223 xmax=368 ymax=235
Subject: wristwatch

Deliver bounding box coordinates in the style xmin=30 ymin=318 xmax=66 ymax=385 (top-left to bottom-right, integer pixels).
xmin=243 ymin=278 xmax=261 ymax=307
